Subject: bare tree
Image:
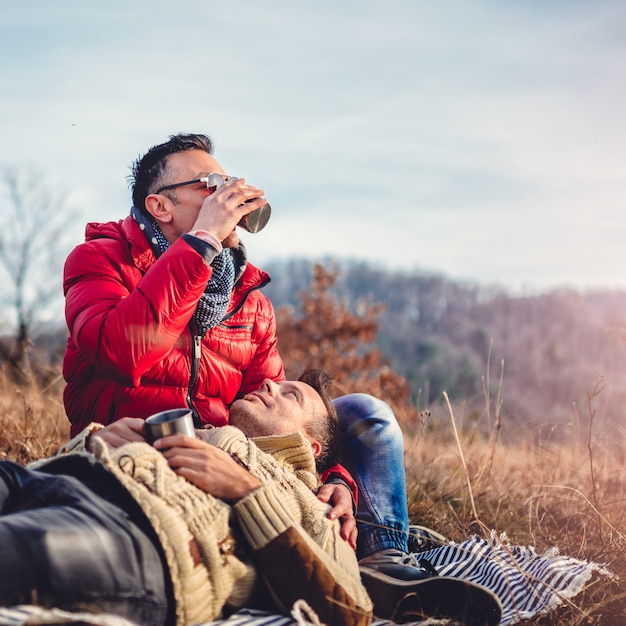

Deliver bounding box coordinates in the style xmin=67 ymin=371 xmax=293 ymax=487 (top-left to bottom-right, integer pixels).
xmin=0 ymin=167 xmax=76 ymax=374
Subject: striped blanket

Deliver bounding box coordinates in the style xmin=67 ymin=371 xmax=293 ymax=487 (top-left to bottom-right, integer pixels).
xmin=413 ymin=530 xmax=611 ymax=625
xmin=0 ymin=607 xmax=437 ymax=626
xmin=0 ymin=531 xmax=610 ymax=626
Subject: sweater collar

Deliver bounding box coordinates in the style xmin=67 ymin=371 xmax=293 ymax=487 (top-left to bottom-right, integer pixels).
xmin=251 ymin=432 xmax=317 ymax=475
xmin=198 ymin=426 xmax=319 ymax=490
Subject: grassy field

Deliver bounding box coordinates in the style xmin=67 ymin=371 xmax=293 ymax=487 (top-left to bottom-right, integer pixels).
xmin=0 ymin=366 xmax=69 ymax=464
xmin=1 ymin=365 xmax=624 ymax=624
xmin=401 ymin=393 xmax=626 ymax=624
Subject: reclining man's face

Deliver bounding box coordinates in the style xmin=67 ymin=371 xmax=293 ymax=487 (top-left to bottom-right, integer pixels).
xmin=230 ymin=379 xmax=325 ymax=442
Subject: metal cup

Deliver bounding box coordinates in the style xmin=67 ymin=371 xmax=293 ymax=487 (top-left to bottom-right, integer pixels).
xmin=207 ymin=173 xmax=271 ymax=233
xmin=145 ymin=408 xmax=196 ymax=443
xmin=238 ymin=201 xmax=271 ymax=233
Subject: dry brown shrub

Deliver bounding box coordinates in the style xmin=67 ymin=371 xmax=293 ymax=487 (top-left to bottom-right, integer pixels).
xmin=277 ymin=263 xmax=414 ymax=415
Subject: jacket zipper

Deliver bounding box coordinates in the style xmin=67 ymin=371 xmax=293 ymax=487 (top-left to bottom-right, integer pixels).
xmin=186 ymin=273 xmax=271 ymax=425
xmin=187 ymin=322 xmax=203 ymax=427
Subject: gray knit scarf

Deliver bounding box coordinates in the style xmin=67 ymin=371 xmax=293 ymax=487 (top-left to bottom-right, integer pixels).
xmin=131 ymin=206 xmax=235 ymax=335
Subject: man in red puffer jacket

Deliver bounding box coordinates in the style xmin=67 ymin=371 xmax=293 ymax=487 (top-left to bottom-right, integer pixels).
xmin=63 ymin=209 xmax=282 ymax=433
xmin=63 ymin=133 xmax=360 ymax=544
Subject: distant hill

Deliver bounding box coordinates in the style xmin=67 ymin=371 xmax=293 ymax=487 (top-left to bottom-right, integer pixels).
xmin=263 ymin=258 xmax=626 ymax=445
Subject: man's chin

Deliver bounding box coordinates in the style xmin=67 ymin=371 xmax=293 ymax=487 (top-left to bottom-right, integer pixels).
xmin=229 ymin=400 xmax=255 ymax=431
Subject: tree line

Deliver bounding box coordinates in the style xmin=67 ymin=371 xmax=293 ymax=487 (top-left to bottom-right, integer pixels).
xmin=2 ymin=167 xmax=626 ymax=448
xmin=265 ymin=259 xmax=626 ymax=446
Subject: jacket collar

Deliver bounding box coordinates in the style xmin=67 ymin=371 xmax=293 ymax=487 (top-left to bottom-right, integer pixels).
xmin=86 ymin=215 xmax=271 ymax=291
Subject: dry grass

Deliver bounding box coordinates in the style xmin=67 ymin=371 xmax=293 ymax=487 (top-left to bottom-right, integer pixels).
xmin=403 ymin=396 xmax=626 ymax=624
xmin=1 ymin=365 xmax=625 ymax=623
xmin=0 ymin=365 xmax=68 ymax=464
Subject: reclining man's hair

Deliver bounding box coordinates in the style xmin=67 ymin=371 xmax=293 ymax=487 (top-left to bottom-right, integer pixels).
xmin=297 ymin=368 xmax=342 ymax=473
xmin=129 ymin=133 xmax=214 ymax=210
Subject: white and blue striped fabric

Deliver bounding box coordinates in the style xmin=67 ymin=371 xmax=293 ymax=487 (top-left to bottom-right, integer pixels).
xmin=0 ymin=607 xmax=425 ymax=626
xmin=412 ymin=531 xmax=611 ymax=625
xmin=200 ymin=608 xmax=431 ymax=626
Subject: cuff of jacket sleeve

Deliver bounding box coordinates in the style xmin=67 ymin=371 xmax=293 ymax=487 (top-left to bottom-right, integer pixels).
xmin=233 ymin=482 xmax=294 ymax=551
xmin=323 ymin=475 xmax=357 ymax=515
xmin=182 ymin=232 xmax=220 ymax=265
xmin=187 ymin=229 xmax=223 ymax=251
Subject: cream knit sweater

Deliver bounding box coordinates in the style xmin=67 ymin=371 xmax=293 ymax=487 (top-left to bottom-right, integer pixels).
xmin=37 ymin=425 xmax=372 ymax=626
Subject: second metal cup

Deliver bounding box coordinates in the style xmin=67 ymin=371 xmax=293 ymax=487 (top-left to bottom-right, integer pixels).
xmin=145 ymin=408 xmax=196 ymax=443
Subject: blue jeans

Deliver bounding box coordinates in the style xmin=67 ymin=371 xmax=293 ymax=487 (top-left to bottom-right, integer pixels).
xmin=0 ymin=462 xmax=172 ymax=626
xmin=334 ymin=394 xmax=409 ymax=559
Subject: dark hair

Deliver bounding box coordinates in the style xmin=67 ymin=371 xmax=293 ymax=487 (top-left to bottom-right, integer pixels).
xmin=128 ymin=133 xmax=214 ymax=210
xmin=297 ymin=368 xmax=341 ymax=473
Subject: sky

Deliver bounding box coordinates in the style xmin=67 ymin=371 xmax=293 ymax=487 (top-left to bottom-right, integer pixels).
xmin=1 ymin=0 xmax=626 ymax=295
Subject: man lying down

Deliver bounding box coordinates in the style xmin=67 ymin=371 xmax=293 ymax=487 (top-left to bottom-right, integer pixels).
xmin=0 ymin=368 xmax=504 ymax=626
xmin=0 ymin=370 xmax=373 ymax=626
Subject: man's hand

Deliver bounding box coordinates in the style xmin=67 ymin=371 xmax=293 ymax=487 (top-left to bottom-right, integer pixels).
xmin=154 ymin=434 xmax=262 ymax=502
xmin=90 ymin=417 xmax=147 ymax=450
xmin=317 ymin=483 xmax=358 ymax=549
xmin=192 ymin=178 xmax=267 ymax=243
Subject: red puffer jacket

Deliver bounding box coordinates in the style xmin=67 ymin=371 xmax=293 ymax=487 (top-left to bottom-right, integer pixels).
xmin=63 ymin=216 xmax=285 ymax=437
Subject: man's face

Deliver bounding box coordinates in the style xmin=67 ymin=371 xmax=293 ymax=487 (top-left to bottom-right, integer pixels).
xmin=230 ymin=379 xmax=326 ymax=442
xmin=155 ymin=149 xmax=239 ymax=247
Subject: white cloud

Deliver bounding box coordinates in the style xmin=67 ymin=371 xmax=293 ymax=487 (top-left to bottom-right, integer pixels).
xmin=1 ymin=0 xmax=625 ymax=292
